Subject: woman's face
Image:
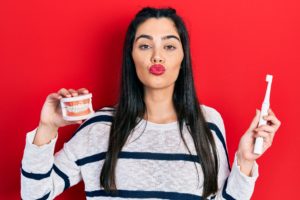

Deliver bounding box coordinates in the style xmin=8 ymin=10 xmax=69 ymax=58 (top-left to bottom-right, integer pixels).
xmin=132 ymin=17 xmax=184 ymax=91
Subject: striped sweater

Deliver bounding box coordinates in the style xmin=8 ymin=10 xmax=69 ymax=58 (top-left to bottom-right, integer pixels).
xmin=21 ymin=105 xmax=258 ymax=200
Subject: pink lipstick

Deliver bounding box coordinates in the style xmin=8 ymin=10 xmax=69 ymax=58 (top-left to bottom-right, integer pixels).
xmin=149 ymin=64 xmax=166 ymax=75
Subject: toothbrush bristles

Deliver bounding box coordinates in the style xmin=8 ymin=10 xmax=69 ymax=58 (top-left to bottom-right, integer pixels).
xmin=266 ymin=74 xmax=273 ymax=82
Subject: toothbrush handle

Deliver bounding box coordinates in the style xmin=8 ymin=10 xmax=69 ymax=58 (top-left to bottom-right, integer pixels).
xmin=254 ymin=103 xmax=269 ymax=155
xmin=258 ymin=103 xmax=269 ymax=126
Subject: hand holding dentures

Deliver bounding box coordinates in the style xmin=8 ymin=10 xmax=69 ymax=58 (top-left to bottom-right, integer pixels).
xmin=33 ymin=88 xmax=92 ymax=146
xmin=39 ymin=88 xmax=91 ymax=130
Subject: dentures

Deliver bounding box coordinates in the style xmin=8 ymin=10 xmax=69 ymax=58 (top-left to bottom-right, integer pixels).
xmin=60 ymin=93 xmax=94 ymax=121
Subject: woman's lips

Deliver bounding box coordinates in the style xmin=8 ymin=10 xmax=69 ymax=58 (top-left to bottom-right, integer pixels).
xmin=149 ymin=64 xmax=166 ymax=75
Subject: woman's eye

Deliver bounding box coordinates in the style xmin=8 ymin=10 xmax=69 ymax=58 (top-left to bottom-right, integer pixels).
xmin=138 ymin=44 xmax=151 ymax=50
xmin=165 ymin=45 xmax=176 ymax=50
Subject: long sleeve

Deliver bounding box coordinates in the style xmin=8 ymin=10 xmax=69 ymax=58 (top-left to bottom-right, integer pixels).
xmin=202 ymin=105 xmax=259 ymax=200
xmin=21 ymin=127 xmax=83 ymax=199
xmin=214 ymin=153 xmax=258 ymax=200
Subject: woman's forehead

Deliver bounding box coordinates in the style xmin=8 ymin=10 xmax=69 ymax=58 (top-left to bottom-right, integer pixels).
xmin=135 ymin=18 xmax=179 ymax=39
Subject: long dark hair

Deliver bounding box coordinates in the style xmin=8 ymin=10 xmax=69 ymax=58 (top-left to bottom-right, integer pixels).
xmin=100 ymin=7 xmax=219 ymax=198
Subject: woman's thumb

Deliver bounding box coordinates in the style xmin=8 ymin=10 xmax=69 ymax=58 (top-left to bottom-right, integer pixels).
xmin=249 ymin=109 xmax=260 ymax=130
xmin=46 ymin=93 xmax=62 ymax=103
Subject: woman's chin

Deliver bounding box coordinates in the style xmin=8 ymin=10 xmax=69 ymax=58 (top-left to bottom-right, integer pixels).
xmin=144 ymin=83 xmax=175 ymax=91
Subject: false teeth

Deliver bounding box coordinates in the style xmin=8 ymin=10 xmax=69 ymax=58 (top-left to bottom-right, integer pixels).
xmin=60 ymin=93 xmax=94 ymax=121
xmin=66 ymin=103 xmax=89 ymax=113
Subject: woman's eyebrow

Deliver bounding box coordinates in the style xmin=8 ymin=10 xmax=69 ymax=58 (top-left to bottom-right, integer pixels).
xmin=135 ymin=34 xmax=152 ymax=41
xmin=162 ymin=35 xmax=180 ymax=41
xmin=135 ymin=34 xmax=180 ymax=42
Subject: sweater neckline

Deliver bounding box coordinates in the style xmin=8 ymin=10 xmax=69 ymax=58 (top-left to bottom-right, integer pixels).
xmin=136 ymin=117 xmax=179 ymax=130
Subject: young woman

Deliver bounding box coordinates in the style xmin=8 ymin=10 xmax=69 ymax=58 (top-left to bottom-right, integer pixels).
xmin=21 ymin=7 xmax=281 ymax=200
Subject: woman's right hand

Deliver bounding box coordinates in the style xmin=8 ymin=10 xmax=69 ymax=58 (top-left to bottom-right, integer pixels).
xmin=34 ymin=88 xmax=90 ymax=146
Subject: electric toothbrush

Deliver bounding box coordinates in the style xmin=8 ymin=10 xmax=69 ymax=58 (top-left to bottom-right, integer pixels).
xmin=253 ymin=74 xmax=273 ymax=155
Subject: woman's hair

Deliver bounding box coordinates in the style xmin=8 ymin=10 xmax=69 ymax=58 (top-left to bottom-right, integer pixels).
xmin=100 ymin=7 xmax=219 ymax=198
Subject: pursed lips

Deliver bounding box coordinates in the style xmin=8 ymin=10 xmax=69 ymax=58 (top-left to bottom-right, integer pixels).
xmin=149 ymin=64 xmax=166 ymax=75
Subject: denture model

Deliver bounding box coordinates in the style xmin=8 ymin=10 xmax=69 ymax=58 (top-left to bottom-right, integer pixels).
xmin=60 ymin=93 xmax=94 ymax=121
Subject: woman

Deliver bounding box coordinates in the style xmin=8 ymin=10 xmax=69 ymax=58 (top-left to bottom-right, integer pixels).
xmin=21 ymin=7 xmax=281 ymax=200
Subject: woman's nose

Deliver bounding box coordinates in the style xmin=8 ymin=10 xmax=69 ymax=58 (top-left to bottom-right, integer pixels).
xmin=151 ymin=49 xmax=164 ymax=63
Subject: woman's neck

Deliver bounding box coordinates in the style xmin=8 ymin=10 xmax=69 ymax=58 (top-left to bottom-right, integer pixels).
xmin=144 ymin=86 xmax=177 ymax=124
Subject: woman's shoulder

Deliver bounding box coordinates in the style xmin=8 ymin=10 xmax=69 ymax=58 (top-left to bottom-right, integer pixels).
xmin=200 ymin=105 xmax=230 ymax=172
xmin=66 ymin=106 xmax=115 ymax=141
xmin=92 ymin=106 xmax=116 ymax=118
xmin=200 ymin=104 xmax=223 ymax=122
xmin=82 ymin=106 xmax=115 ymax=126
xmin=64 ymin=106 xmax=115 ymax=158
xmin=71 ymin=106 xmax=115 ymax=136
xmin=200 ymin=104 xmax=225 ymax=134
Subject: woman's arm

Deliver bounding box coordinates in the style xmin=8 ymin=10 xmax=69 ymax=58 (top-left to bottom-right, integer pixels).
xmin=206 ymin=107 xmax=280 ymax=200
xmin=21 ymin=126 xmax=83 ymax=199
xmin=21 ymin=88 xmax=90 ymax=199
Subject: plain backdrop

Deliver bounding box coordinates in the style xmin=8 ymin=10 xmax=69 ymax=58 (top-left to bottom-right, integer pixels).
xmin=0 ymin=0 xmax=299 ymax=199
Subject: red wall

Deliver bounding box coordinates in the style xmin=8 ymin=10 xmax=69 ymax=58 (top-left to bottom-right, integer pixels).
xmin=1 ymin=0 xmax=299 ymax=199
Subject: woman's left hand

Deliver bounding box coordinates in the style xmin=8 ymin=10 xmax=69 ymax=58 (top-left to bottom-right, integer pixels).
xmin=237 ymin=108 xmax=281 ymax=176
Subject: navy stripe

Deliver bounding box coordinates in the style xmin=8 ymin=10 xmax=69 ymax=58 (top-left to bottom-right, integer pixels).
xmin=53 ymin=165 xmax=70 ymax=191
xmin=37 ymin=192 xmax=50 ymax=200
xmin=76 ymin=152 xmax=106 ymax=166
xmin=96 ymin=108 xmax=116 ymax=112
xmin=207 ymin=122 xmax=231 ymax=170
xmin=222 ymin=178 xmax=236 ymax=200
xmin=86 ymin=189 xmax=203 ymax=199
xmin=75 ymin=151 xmax=200 ymax=166
xmin=21 ymin=167 xmax=51 ymax=180
xmin=120 ymin=152 xmax=199 ymax=162
xmin=70 ymin=115 xmax=113 ymax=139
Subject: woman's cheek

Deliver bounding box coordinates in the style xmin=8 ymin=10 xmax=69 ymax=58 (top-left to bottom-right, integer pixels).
xmin=172 ymin=68 xmax=181 ymax=82
xmin=135 ymin=65 xmax=148 ymax=85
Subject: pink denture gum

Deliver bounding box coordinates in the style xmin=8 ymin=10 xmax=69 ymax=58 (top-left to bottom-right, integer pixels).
xmin=60 ymin=93 xmax=94 ymax=121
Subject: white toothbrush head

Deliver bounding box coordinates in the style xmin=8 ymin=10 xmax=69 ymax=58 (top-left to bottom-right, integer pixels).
xmin=266 ymin=74 xmax=273 ymax=82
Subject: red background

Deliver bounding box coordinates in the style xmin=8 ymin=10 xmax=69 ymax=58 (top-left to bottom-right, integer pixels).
xmin=1 ymin=0 xmax=299 ymax=199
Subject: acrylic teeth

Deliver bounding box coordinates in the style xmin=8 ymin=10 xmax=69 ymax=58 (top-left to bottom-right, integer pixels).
xmin=66 ymin=104 xmax=89 ymax=113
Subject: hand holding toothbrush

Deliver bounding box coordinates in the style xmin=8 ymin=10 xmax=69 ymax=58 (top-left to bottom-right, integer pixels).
xmin=236 ymin=74 xmax=281 ymax=176
xmin=237 ymin=108 xmax=281 ymax=176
